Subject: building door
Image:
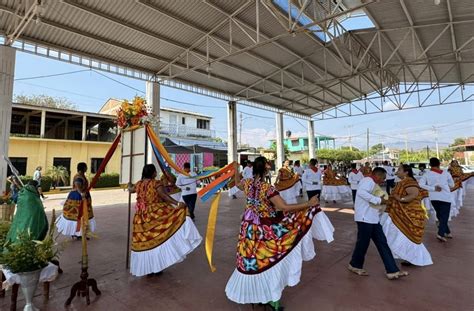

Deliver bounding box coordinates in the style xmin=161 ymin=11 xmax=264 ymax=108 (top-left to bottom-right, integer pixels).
xmin=53 ymin=157 xmax=71 ymax=186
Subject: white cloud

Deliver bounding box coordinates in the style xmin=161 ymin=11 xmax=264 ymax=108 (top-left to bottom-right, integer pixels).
xmin=240 ymin=128 xmax=276 ymax=148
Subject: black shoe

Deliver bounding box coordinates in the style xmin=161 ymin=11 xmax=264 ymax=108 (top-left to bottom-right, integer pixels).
xmin=232 ymin=195 xmax=237 ymax=199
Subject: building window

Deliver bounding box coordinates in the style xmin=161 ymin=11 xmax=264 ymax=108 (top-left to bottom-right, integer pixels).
xmin=197 ymin=119 xmax=209 ymax=129
xmin=291 ymin=139 xmax=299 ymax=147
xmin=6 ymin=157 xmax=27 ymax=176
xmin=91 ymin=158 xmax=104 ymax=174
xmin=303 ymin=139 xmax=309 ymax=147
xmin=182 ymin=117 xmax=186 ymax=125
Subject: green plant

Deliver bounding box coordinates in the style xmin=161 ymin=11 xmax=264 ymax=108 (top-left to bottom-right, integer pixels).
xmin=92 ymin=173 xmax=120 ymax=188
xmin=0 ymin=221 xmax=11 ymax=252
xmin=0 ymin=213 xmax=61 ymax=273
xmin=6 ymin=176 xmax=52 ymax=193
xmin=46 ymin=166 xmax=70 ymax=188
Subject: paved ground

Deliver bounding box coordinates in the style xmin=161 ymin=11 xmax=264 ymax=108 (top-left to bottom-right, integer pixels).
xmin=2 ymin=188 xmax=473 ymax=311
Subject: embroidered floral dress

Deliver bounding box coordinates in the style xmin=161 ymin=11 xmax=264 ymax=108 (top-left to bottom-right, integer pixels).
xmin=226 ymin=178 xmax=335 ymax=305
xmin=236 ymin=179 xmax=318 ymax=273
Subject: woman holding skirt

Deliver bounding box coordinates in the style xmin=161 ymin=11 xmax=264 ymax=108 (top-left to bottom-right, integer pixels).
xmin=128 ymin=164 xmax=201 ymax=277
xmin=225 ymin=157 xmax=334 ymax=310
xmin=382 ymin=164 xmax=432 ymax=267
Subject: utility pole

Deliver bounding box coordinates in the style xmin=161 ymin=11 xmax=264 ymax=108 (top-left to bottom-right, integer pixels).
xmin=345 ymin=125 xmax=353 ymax=151
xmin=404 ymin=131 xmax=409 ymax=162
xmin=366 ymin=128 xmax=370 ymax=160
xmin=239 ymin=112 xmax=243 ymax=148
xmin=433 ymin=126 xmax=439 ymax=158
xmin=426 ymin=145 xmax=430 ymax=160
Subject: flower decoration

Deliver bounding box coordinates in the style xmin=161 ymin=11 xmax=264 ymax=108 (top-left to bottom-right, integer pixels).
xmin=116 ymin=96 xmax=150 ymax=129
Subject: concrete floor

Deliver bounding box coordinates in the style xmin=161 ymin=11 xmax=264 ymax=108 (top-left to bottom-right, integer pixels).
xmin=2 ymin=188 xmax=473 ymax=311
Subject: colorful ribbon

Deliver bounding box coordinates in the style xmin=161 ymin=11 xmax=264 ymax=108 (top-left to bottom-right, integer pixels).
xmin=205 ymin=191 xmax=221 ymax=272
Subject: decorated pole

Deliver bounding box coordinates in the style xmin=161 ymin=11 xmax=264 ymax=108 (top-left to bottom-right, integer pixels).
xmin=125 ymin=130 xmax=134 ymax=269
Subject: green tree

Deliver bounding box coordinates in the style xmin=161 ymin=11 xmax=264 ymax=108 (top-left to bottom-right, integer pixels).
xmin=46 ymin=166 xmax=70 ymax=188
xmin=370 ymin=143 xmax=385 ymax=155
xmin=450 ymin=137 xmax=466 ymax=152
xmin=269 ymin=142 xmax=290 ymax=159
xmin=15 ymin=94 xmax=77 ymax=110
xmin=316 ymin=149 xmax=364 ymax=163
xmin=340 ymin=146 xmax=360 ymax=152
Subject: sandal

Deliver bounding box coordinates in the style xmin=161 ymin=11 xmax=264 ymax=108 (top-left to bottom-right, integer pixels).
xmin=348 ymin=264 xmax=369 ymax=276
xmin=387 ymin=270 xmax=409 ymax=280
xmin=444 ymin=233 xmax=453 ymax=239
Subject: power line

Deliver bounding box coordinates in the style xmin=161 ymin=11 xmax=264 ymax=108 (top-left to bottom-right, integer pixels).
xmin=91 ymin=70 xmax=145 ymax=94
xmin=15 ymin=69 xmax=91 ymax=81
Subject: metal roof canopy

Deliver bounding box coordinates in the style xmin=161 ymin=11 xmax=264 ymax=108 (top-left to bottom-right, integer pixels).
xmin=1 ymin=0 xmax=473 ymax=120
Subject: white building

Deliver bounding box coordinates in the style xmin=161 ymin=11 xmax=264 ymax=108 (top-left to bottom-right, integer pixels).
xmin=99 ymin=99 xmax=215 ymax=140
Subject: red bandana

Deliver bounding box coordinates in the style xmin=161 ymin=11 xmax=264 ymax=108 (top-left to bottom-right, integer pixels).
xmin=310 ymin=166 xmax=318 ymax=173
xmin=351 ymin=169 xmax=358 ymax=174
xmin=431 ymin=168 xmax=443 ymax=174
xmin=369 ymin=175 xmax=381 ymax=184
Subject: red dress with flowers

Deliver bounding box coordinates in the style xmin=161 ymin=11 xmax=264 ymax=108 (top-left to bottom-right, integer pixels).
xmin=226 ymin=178 xmax=334 ymax=304
xmin=236 ymin=179 xmax=320 ymax=273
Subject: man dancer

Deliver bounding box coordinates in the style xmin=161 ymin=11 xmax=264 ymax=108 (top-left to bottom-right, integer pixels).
xmin=348 ymin=163 xmax=364 ymax=203
xmin=33 ymin=166 xmax=46 ymax=200
xmin=294 ymin=160 xmax=304 ymax=197
xmin=419 ymin=157 xmax=454 ymax=242
xmin=302 ymin=158 xmax=322 ymax=199
xmin=176 ymin=162 xmax=198 ymax=220
xmin=242 ymin=161 xmax=253 ymax=180
xmin=348 ymin=167 xmax=408 ymax=280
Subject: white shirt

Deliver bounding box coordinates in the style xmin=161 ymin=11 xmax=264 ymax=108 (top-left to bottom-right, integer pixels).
xmin=33 ymin=170 xmax=41 ymax=182
xmin=176 ymin=172 xmax=197 ymax=196
xmin=354 ymin=177 xmax=383 ymax=224
xmin=348 ymin=170 xmax=364 ymax=190
xmin=242 ymin=166 xmax=253 ymax=179
xmin=383 ymin=165 xmax=395 ymax=180
xmin=302 ymin=168 xmax=322 ymax=191
xmin=293 ymin=166 xmax=304 ymax=176
xmin=419 ymin=170 xmax=454 ymax=203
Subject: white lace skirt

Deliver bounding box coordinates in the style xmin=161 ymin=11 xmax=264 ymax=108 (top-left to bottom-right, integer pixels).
xmin=130 ymin=216 xmax=202 ymax=277
xmin=225 ymin=211 xmax=334 ymax=304
xmin=279 ymin=182 xmax=301 ymax=204
xmin=422 ymin=198 xmax=437 ymax=223
xmin=55 ymin=214 xmax=96 ymax=236
xmin=321 ymin=185 xmax=351 ymax=201
xmin=449 ymin=189 xmax=463 ymax=220
xmin=381 ymin=214 xmax=433 ymax=266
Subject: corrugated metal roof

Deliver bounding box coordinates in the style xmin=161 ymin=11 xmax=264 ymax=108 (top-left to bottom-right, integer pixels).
xmin=1 ymin=0 xmax=472 ymax=117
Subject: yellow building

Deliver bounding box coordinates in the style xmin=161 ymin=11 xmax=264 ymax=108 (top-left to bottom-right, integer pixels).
xmin=8 ymin=103 xmax=120 ymax=184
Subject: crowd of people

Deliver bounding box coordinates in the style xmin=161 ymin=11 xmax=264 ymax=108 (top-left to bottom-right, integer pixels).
xmin=3 ymin=155 xmax=473 ymax=311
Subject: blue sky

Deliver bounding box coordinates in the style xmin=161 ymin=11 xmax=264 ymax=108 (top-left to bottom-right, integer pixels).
xmin=13 ymin=51 xmax=474 ymax=150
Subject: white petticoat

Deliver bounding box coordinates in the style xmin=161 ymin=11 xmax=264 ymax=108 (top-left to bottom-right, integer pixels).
xmin=55 ymin=214 xmax=96 ymax=236
xmin=449 ymin=189 xmax=463 ymax=220
xmin=279 ymin=182 xmax=302 ymax=204
xmin=130 ymin=216 xmax=202 ymax=277
xmin=225 ymin=211 xmax=334 ymax=304
xmin=1 ymin=262 xmax=59 ymax=290
xmin=321 ymin=185 xmax=351 ymax=201
xmin=381 ymin=214 xmax=433 ymax=266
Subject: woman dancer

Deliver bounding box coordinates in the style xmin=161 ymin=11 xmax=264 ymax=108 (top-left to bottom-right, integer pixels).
xmin=321 ymin=164 xmax=351 ymax=204
xmin=56 ymin=162 xmax=96 ymax=239
xmin=128 ymin=164 xmax=201 ymax=277
xmin=382 ymin=164 xmax=432 ymax=266
xmin=225 ymin=157 xmax=334 ymax=310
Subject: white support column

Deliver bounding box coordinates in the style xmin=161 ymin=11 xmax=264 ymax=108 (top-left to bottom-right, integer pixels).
xmin=307 ymin=120 xmax=316 ymax=159
xmin=0 ymin=46 xmax=16 ymax=193
xmin=146 ymin=80 xmax=160 ymax=165
xmin=81 ymin=115 xmax=87 ymax=141
xmin=227 ymin=101 xmax=238 ymax=163
xmin=275 ymin=112 xmax=284 ymax=169
xmin=40 ymin=110 xmax=46 ymax=138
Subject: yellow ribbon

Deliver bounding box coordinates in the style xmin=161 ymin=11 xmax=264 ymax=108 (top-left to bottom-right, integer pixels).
xmin=205 ymin=191 xmax=222 ymax=272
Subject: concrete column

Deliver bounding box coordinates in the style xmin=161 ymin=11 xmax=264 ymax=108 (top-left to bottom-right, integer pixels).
xmin=275 ymin=112 xmax=284 ymax=169
xmin=25 ymin=114 xmax=30 ymax=135
xmin=40 ymin=110 xmax=46 ymax=138
xmin=0 ymin=46 xmax=15 ymax=193
xmin=81 ymin=115 xmax=87 ymax=141
xmin=146 ymin=81 xmax=160 ymax=165
xmin=64 ymin=119 xmax=69 ymax=139
xmin=307 ymin=120 xmax=316 ymax=159
xmin=227 ymin=101 xmax=238 ymax=163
